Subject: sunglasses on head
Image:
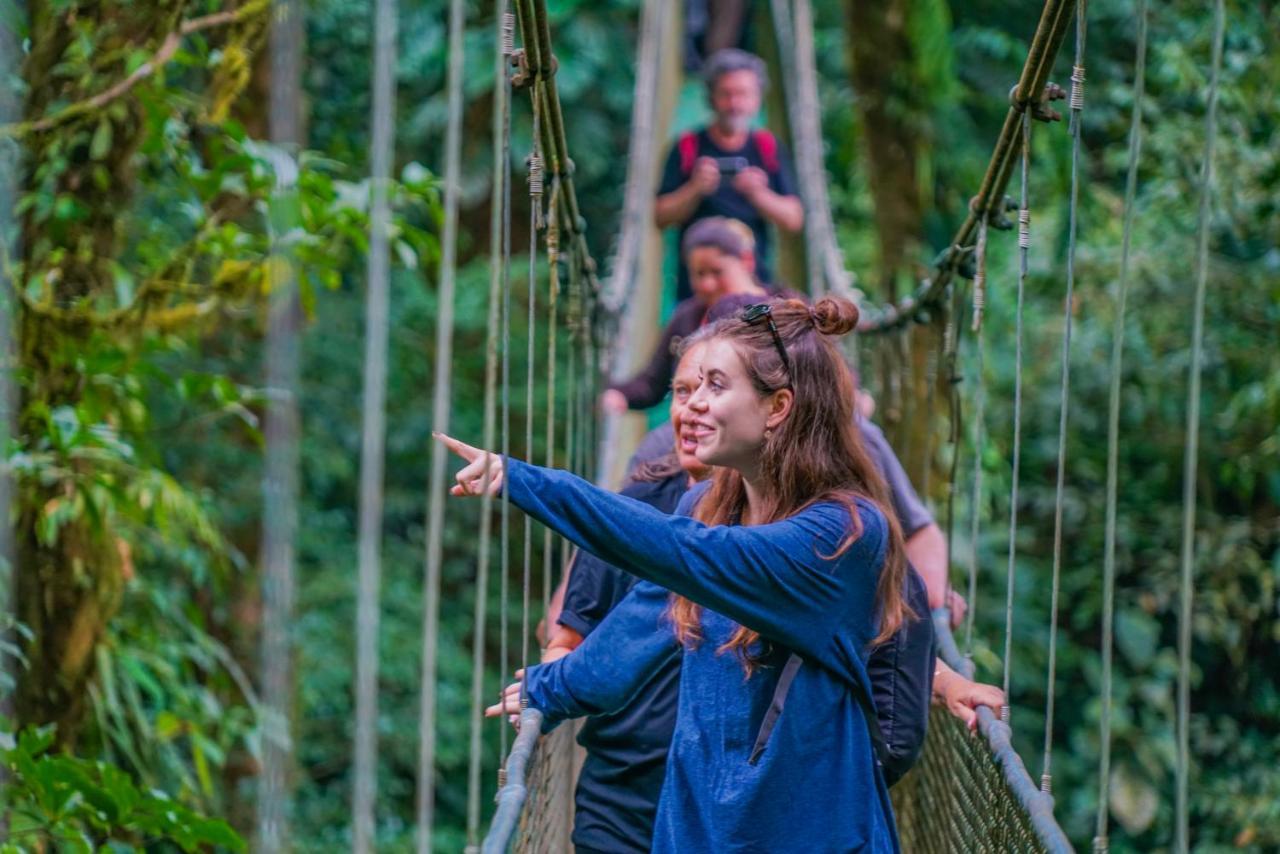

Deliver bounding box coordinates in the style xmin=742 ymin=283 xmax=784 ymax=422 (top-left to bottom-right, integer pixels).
xmin=740 ymin=303 xmax=793 ymax=385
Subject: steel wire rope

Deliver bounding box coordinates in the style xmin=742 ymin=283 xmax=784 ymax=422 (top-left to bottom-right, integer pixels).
xmin=1001 ymin=110 xmax=1032 ymax=723
xmin=1040 ymin=0 xmax=1087 ymax=796
xmin=257 ymin=0 xmax=303 ymax=847
xmin=966 ymin=219 xmax=989 ymax=658
xmin=1177 ymin=2 xmax=1224 ymax=848
xmin=521 ymin=87 xmax=544 ymax=698
xmin=464 ymin=5 xmax=513 ymax=849
xmin=1092 ymin=4 xmax=1148 ymax=849
xmin=352 ymin=0 xmax=398 ymax=841
xmin=415 ymin=0 xmax=466 ymax=845
xmin=542 ymin=180 xmax=561 ymax=621
xmin=498 ymin=7 xmax=516 ymax=779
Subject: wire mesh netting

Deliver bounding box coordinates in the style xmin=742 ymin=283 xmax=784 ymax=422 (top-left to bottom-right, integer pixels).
xmin=512 ymin=723 xmax=578 ymax=854
xmin=892 ymin=704 xmax=1055 ymax=853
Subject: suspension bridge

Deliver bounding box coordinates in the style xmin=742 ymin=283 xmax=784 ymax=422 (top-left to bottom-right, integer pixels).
xmin=244 ymin=0 xmax=1227 ymax=850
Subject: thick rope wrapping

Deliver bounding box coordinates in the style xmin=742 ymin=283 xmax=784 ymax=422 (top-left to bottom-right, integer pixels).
xmin=770 ymin=0 xmax=856 ymax=298
xmin=1177 ymin=2 xmax=1224 ymax=849
xmin=1040 ymin=0 xmax=1088 ymax=796
xmin=1093 ymin=3 xmax=1147 ymax=849
xmin=258 ymin=0 xmax=304 ymax=849
xmin=1001 ymin=111 xmax=1032 ymax=725
xmin=465 ymin=3 xmax=512 ymax=847
xmin=352 ymin=0 xmax=398 ymax=841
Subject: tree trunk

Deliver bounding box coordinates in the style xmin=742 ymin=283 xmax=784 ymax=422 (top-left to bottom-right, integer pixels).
xmin=13 ymin=0 xmax=192 ymax=745
xmin=842 ymin=0 xmax=940 ymax=487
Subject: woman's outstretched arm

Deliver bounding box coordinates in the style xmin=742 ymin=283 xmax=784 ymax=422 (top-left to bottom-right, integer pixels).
xmin=505 ymin=459 xmax=884 ymax=662
xmin=436 ymin=434 xmax=885 ymax=664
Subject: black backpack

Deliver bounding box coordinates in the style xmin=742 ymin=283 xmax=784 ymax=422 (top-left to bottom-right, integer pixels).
xmin=748 ymin=567 xmax=935 ymax=787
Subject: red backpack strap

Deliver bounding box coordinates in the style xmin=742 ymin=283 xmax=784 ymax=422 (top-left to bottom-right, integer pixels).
xmin=752 ymin=128 xmax=780 ymax=174
xmin=678 ymin=131 xmax=699 ymax=175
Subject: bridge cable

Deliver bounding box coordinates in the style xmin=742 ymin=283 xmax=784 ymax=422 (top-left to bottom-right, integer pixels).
xmin=498 ymin=5 xmax=516 ymax=779
xmin=543 ymin=180 xmax=561 ymax=619
xmin=521 ymin=84 xmax=544 ymax=702
xmin=1093 ymin=1 xmax=1148 ymax=849
xmin=464 ymin=4 xmax=513 ymax=849
xmin=1177 ymin=1 xmax=1224 ymax=848
xmin=258 ymin=0 xmax=304 ymax=847
xmin=1040 ymin=0 xmax=1087 ymax=797
xmin=352 ymin=0 xmax=398 ymax=838
xmin=1000 ymin=108 xmax=1032 ymax=724
xmin=965 ymin=218 xmax=989 ymax=659
xmin=415 ymin=0 xmax=467 ymax=845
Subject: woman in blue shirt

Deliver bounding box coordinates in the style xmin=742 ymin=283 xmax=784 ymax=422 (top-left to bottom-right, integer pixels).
xmin=438 ymin=296 xmax=908 ymax=853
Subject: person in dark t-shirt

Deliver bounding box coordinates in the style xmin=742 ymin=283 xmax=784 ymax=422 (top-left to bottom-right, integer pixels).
xmin=654 ymin=49 xmax=803 ymax=301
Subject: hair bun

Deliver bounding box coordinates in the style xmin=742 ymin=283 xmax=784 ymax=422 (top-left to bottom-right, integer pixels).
xmin=810 ymin=296 xmax=860 ymax=336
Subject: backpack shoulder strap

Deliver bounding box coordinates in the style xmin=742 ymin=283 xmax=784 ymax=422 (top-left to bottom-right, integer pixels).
xmin=752 ymin=128 xmax=781 ymax=174
xmin=678 ymin=131 xmax=699 ymax=175
xmin=748 ymin=653 xmax=891 ymax=775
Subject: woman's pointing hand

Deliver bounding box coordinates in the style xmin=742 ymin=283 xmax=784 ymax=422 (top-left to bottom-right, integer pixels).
xmin=434 ymin=432 xmax=506 ymax=497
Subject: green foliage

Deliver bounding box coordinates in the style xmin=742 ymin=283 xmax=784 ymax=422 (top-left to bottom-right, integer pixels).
xmin=0 ymin=724 xmax=244 ymax=852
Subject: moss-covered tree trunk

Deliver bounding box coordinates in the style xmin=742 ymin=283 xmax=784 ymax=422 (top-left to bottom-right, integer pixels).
xmin=13 ymin=0 xmax=193 ymax=745
xmin=842 ymin=0 xmax=943 ymax=486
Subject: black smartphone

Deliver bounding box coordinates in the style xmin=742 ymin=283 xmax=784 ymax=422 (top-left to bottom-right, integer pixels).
xmin=714 ymin=156 xmax=749 ymax=174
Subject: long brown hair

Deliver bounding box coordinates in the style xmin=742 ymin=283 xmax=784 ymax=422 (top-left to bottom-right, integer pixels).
xmin=668 ymin=296 xmax=911 ymax=671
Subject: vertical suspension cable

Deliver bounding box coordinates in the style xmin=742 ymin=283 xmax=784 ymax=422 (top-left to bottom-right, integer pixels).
xmin=352 ymin=0 xmax=398 ymax=843
xmin=522 ymin=90 xmax=543 ymax=688
xmin=966 ymin=219 xmax=989 ymax=658
xmin=942 ymin=283 xmax=966 ymax=618
xmin=497 ymin=8 xmax=515 ymax=778
xmin=465 ymin=5 xmax=512 ymax=849
xmin=1041 ymin=0 xmax=1087 ymax=796
xmin=1001 ymin=110 xmax=1032 ymax=723
xmin=258 ymin=0 xmax=303 ymax=848
xmin=1178 ymin=2 xmax=1223 ymax=849
xmin=541 ymin=182 xmax=560 ymax=624
xmin=1093 ymin=2 xmax=1147 ymax=849
xmin=415 ymin=0 xmax=465 ymax=844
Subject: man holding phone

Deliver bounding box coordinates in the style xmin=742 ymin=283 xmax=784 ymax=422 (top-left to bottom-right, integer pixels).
xmin=654 ymin=49 xmax=804 ymax=300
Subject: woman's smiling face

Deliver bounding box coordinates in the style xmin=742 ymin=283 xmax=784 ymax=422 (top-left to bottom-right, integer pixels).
xmin=685 ymin=338 xmax=784 ymax=473
xmin=670 ymin=342 xmax=713 ymax=479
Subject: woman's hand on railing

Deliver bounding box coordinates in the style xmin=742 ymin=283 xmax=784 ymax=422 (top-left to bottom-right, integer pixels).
xmin=434 ymin=432 xmax=506 ymax=497
xmin=484 ymin=670 xmax=526 ymax=727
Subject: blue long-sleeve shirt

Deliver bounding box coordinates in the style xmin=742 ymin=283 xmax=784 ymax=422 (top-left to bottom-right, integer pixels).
xmin=507 ymin=460 xmax=899 ymax=853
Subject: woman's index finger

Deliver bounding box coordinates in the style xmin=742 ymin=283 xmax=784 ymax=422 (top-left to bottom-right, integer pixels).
xmin=432 ymin=431 xmax=480 ymax=461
